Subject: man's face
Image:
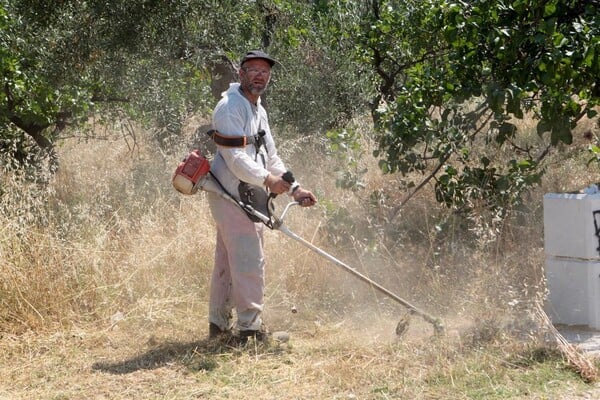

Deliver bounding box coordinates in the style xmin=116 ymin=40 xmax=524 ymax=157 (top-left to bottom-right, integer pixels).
xmin=239 ymin=59 xmax=272 ymax=97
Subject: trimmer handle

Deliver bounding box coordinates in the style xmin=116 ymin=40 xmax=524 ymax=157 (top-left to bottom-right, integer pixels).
xmin=282 ymin=171 xmax=295 ymax=184
xmin=269 ymin=171 xmax=295 ymax=200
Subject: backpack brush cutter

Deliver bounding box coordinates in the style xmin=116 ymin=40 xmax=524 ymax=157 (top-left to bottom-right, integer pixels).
xmin=172 ymin=152 xmax=444 ymax=336
xmin=206 ymin=174 xmax=443 ymax=336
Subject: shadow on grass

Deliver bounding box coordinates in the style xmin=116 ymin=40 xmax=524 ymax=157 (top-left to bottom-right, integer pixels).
xmin=91 ymin=338 xmax=241 ymax=374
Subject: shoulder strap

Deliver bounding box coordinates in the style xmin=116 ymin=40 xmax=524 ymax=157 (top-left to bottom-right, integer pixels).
xmin=207 ymin=129 xmax=259 ymax=147
xmin=206 ymin=129 xmax=268 ymax=153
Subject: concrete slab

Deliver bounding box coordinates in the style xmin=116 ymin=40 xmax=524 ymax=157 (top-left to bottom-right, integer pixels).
xmin=558 ymin=326 xmax=600 ymax=355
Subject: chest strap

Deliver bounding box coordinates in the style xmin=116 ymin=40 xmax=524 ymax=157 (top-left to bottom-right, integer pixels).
xmin=207 ymin=129 xmax=265 ymax=148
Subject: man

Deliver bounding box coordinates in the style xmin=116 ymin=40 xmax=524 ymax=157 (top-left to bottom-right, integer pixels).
xmin=207 ymin=50 xmax=317 ymax=344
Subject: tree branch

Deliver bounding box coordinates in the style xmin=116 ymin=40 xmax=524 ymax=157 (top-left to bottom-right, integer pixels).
xmin=390 ymin=153 xmax=451 ymax=221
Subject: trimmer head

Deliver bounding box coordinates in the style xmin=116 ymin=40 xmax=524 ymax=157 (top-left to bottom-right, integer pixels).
xmin=395 ymin=313 xmax=444 ymax=338
xmin=395 ymin=314 xmax=411 ymax=337
xmin=432 ymin=319 xmax=445 ymax=336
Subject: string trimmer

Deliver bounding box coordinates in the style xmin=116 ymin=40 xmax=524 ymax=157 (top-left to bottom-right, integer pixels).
xmin=192 ymin=171 xmax=444 ymax=337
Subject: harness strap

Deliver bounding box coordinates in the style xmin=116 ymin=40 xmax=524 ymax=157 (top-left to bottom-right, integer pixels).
xmin=207 ymin=129 xmax=265 ymax=148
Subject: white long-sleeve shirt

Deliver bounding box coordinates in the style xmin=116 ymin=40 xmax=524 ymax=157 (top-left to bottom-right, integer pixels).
xmin=210 ymin=83 xmax=286 ymax=200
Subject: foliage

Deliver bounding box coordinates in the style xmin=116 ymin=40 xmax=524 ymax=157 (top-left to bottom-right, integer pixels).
xmin=0 ymin=0 xmax=373 ymax=171
xmin=326 ymin=127 xmax=367 ymax=191
xmin=265 ymin=1 xmax=373 ymax=134
xmin=352 ymin=0 xmax=600 ymax=222
xmin=0 ymin=0 xmax=262 ymax=171
xmin=2 ymin=0 xmax=600 ymax=222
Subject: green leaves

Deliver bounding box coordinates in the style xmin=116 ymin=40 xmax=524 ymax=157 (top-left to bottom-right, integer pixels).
xmin=354 ymin=0 xmax=599 ymax=221
xmin=435 ymin=156 xmax=542 ymax=216
xmin=1 ymin=0 xmax=599 ymax=224
xmin=1 ymin=0 xmax=237 ymax=165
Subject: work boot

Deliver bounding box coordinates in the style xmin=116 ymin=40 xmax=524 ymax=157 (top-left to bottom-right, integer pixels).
xmin=208 ymin=325 xmax=247 ymax=348
xmin=239 ymin=324 xmax=271 ymax=345
xmin=237 ymin=324 xmax=290 ymax=345
xmin=208 ymin=322 xmax=231 ymax=340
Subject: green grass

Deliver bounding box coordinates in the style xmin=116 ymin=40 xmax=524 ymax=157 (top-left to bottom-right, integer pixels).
xmin=423 ymin=346 xmax=587 ymax=399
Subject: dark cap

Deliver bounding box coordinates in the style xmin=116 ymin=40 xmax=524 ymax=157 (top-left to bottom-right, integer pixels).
xmin=240 ymin=50 xmax=277 ymax=67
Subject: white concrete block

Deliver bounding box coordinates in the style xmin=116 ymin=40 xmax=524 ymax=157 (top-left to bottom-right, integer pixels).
xmin=543 ymin=193 xmax=600 ymax=260
xmin=545 ymin=256 xmax=590 ymax=326
xmin=588 ymin=263 xmax=600 ymax=329
xmin=545 ymin=256 xmax=600 ymax=329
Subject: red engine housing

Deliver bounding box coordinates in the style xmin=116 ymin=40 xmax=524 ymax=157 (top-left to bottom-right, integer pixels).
xmin=172 ymin=150 xmax=211 ymax=195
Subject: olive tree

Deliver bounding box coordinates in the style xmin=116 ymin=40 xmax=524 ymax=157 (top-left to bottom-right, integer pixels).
xmin=0 ymin=0 xmax=277 ymax=172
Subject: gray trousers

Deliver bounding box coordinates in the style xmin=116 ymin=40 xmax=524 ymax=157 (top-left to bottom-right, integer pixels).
xmin=207 ymin=192 xmax=265 ymax=331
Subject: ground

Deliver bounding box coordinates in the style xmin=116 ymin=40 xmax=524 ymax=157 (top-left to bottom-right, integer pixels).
xmin=2 ymin=317 xmax=600 ymax=399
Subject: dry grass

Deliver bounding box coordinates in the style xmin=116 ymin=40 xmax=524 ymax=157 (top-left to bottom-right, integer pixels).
xmin=0 ymin=313 xmax=596 ymax=399
xmin=1 ymin=117 xmax=600 ymax=398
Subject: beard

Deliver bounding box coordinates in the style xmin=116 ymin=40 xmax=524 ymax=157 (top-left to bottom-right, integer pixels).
xmin=247 ymin=82 xmax=267 ymax=96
